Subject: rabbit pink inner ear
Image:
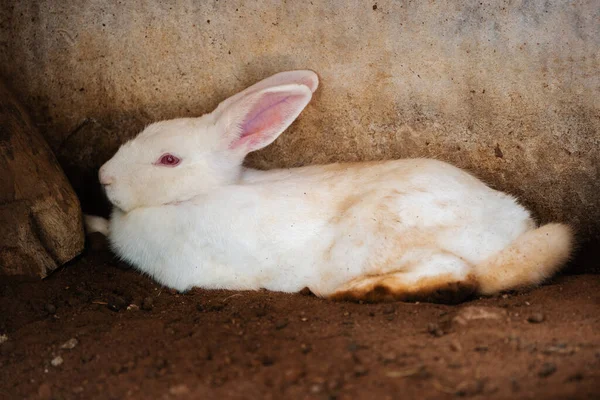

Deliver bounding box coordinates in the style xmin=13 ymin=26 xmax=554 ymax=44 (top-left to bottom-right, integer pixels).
xmin=228 ymin=87 xmax=311 ymax=152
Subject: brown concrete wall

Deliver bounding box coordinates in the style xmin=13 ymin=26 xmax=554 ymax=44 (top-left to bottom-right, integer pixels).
xmin=0 ymin=1 xmax=598 ymax=270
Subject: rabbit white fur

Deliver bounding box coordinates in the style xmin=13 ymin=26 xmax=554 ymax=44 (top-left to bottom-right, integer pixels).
xmin=89 ymin=70 xmax=573 ymax=303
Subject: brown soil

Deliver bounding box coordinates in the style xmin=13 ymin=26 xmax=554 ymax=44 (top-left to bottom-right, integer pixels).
xmin=1 ymin=248 xmax=599 ymax=400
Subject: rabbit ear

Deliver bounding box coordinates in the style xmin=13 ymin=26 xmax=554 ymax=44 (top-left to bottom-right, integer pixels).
xmin=212 ymin=70 xmax=318 ymax=120
xmin=216 ymin=84 xmax=313 ymax=153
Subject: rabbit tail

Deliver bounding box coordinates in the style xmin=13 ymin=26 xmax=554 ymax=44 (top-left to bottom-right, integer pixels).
xmin=475 ymin=223 xmax=574 ymax=294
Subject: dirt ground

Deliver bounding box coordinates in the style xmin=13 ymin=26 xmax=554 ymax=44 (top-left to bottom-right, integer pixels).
xmin=0 ymin=247 xmax=599 ymax=400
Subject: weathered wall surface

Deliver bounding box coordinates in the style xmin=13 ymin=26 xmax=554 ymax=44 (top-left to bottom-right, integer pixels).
xmin=0 ymin=1 xmax=598 ymax=270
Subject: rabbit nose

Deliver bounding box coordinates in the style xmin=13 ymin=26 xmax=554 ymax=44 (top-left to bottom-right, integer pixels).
xmin=99 ymin=167 xmax=114 ymax=185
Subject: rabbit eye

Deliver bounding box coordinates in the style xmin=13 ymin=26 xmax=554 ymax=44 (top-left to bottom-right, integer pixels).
xmin=156 ymin=153 xmax=181 ymax=167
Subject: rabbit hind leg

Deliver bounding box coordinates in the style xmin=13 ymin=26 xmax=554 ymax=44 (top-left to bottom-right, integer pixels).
xmin=329 ymin=254 xmax=477 ymax=304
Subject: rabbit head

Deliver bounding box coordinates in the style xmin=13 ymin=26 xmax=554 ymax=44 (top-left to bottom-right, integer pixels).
xmin=99 ymin=70 xmax=318 ymax=212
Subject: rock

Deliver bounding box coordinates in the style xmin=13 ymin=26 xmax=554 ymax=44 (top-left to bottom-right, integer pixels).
xmin=60 ymin=338 xmax=78 ymax=349
xmin=527 ymin=313 xmax=545 ymax=323
xmin=538 ymin=363 xmax=557 ymax=377
xmin=141 ymin=297 xmax=154 ymax=311
xmin=50 ymin=355 xmax=64 ymax=367
xmin=0 ymin=334 xmax=7 ymax=344
xmin=0 ymin=81 xmax=84 ymax=278
xmin=453 ymin=306 xmax=507 ymax=326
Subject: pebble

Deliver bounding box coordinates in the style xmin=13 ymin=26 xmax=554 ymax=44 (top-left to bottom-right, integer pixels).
xmin=104 ymin=296 xmax=127 ymax=312
xmin=453 ymin=306 xmax=506 ymax=326
xmin=510 ymin=377 xmax=521 ymax=392
xmin=275 ymin=319 xmax=289 ymax=330
xmin=141 ymin=297 xmax=154 ymax=311
xmin=449 ymin=340 xmax=463 ymax=352
xmin=538 ymin=362 xmax=557 ymax=377
xmin=327 ymin=378 xmax=342 ymax=391
xmin=381 ymin=351 xmax=397 ymax=362
xmin=427 ymin=323 xmax=444 ymax=337
xmin=50 ymin=356 xmax=64 ymax=367
xmin=260 ymin=354 xmax=275 ymax=366
xmin=527 ymin=313 xmax=545 ymax=323
xmin=283 ymin=367 xmax=305 ymax=384
xmin=44 ymin=304 xmax=56 ymax=314
xmin=169 ymin=384 xmax=190 ymax=396
xmin=347 ymin=342 xmax=359 ymax=352
xmin=207 ymin=303 xmax=225 ymax=312
xmin=385 ymin=365 xmax=427 ymax=378
xmin=81 ymin=353 xmax=95 ymax=363
xmin=60 ymin=338 xmax=79 ymax=350
xmin=72 ymin=386 xmax=84 ymax=394
xmin=310 ymin=383 xmax=324 ymax=394
xmin=456 ymin=380 xmax=484 ymax=397
xmin=382 ymin=304 xmax=396 ymax=315
xmin=566 ymin=372 xmax=584 ymax=382
xmin=353 ymin=364 xmax=369 ymax=376
xmin=300 ymin=343 xmax=312 ymax=354
xmin=0 ymin=334 xmax=7 ymax=344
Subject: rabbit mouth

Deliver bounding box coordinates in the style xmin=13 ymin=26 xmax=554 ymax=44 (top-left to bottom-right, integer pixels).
xmin=102 ymin=185 xmax=126 ymax=211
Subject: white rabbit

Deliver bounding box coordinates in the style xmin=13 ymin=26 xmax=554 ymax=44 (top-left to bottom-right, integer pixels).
xmin=87 ymin=70 xmax=573 ymax=303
